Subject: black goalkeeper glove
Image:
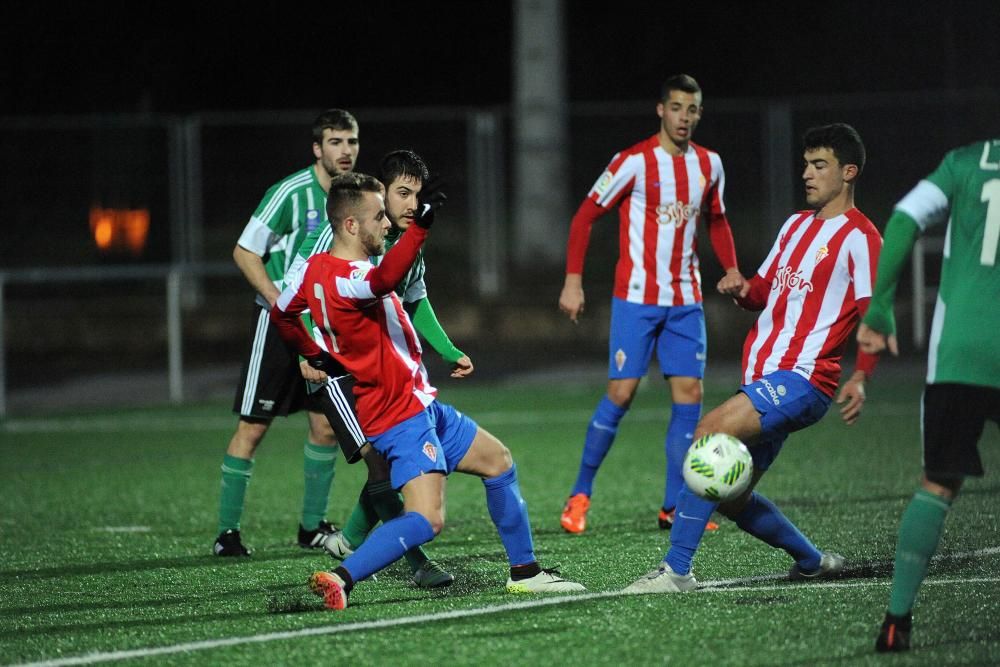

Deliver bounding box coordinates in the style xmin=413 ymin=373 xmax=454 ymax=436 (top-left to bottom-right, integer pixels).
xmin=414 ymin=176 xmax=447 ymax=229
xmin=306 ymin=350 xmax=345 ymax=376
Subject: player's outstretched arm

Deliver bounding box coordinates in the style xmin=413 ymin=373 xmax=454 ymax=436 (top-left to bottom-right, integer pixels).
xmin=409 ymin=297 xmax=471 ymax=376
xmin=369 ymin=226 xmax=430 ymax=296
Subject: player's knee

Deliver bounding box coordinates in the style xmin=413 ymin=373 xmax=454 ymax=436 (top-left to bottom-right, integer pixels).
xmin=229 ymin=419 xmax=270 ymax=457
xmin=607 ymin=384 xmax=637 ymax=407
xmin=922 ymin=473 xmax=962 ymax=500
xmin=416 ymin=509 xmax=445 ymax=535
xmin=483 ymin=443 xmax=514 ymax=478
xmin=307 ymin=414 xmax=337 ymax=445
xmin=670 ymin=377 xmax=703 ymax=404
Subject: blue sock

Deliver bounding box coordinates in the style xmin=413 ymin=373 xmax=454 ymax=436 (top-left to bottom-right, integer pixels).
xmin=732 ymin=492 xmax=821 ymax=571
xmin=484 ymin=465 xmax=536 ymax=566
xmin=662 ymin=402 xmax=701 ymax=510
xmin=665 ymin=485 xmax=718 ymax=575
xmin=341 ymin=511 xmax=435 ymax=583
xmin=570 ymin=396 xmax=627 ymax=497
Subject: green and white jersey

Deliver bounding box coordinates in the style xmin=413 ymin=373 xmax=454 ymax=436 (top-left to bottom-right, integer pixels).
xmin=286 ymin=224 xmax=427 ymax=303
xmin=237 ymin=165 xmax=327 ymax=307
xmin=373 ymin=228 xmax=427 ymax=304
xmin=895 ymin=139 xmax=1000 ymax=388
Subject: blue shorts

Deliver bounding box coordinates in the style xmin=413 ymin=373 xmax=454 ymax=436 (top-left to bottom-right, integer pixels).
xmin=740 ymin=371 xmax=831 ymax=470
xmin=608 ymin=298 xmax=706 ymax=379
xmin=368 ymin=400 xmax=478 ymax=490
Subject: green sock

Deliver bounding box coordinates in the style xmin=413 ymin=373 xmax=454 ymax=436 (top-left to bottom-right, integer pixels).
xmin=342 ymin=484 xmax=381 ymax=549
xmin=218 ymin=455 xmax=253 ymax=533
xmin=888 ymin=488 xmax=952 ymax=616
xmin=302 ymin=442 xmax=337 ymax=531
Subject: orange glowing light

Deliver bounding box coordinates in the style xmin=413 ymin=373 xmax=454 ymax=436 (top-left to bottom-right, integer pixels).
xmin=89 ymin=207 xmax=151 ymax=256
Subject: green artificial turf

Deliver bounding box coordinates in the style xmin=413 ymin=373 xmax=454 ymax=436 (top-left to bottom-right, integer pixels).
xmin=1 ymin=377 xmax=998 ymax=665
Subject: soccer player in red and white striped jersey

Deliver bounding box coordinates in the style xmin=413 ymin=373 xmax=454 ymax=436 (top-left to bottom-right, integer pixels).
xmin=559 ymin=74 xmax=746 ymax=535
xmin=272 ymin=173 xmax=584 ymax=609
xmin=626 ymin=123 xmax=881 ymax=594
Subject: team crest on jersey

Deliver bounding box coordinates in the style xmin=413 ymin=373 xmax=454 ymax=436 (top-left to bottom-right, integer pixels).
xmin=772 ymin=266 xmax=814 ymax=293
xmin=698 ymin=173 xmax=707 ymax=189
xmin=815 ymin=245 xmax=829 ymax=264
xmin=594 ymin=170 xmax=614 ymax=196
xmin=422 ymin=441 xmax=438 ymax=462
xmin=656 ymin=201 xmax=698 ymax=226
xmin=614 ymin=349 xmax=627 ymax=372
xmin=350 ymin=266 xmax=371 ymax=281
xmin=306 ymin=209 xmax=321 ymax=233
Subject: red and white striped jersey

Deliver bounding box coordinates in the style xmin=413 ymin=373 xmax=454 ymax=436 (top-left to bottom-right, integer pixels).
xmin=276 ymin=251 xmax=437 ymax=436
xmin=741 ymin=208 xmax=882 ymax=396
xmin=566 ymin=135 xmax=737 ymax=306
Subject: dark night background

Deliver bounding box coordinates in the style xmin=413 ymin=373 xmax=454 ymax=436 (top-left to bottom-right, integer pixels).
xmin=1 ymin=1 xmax=999 ymax=401
xmin=3 ymin=2 xmax=998 ymax=114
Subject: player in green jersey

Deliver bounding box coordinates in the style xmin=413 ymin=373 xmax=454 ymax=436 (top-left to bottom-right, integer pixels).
xmin=858 ymin=139 xmax=1000 ymax=652
xmin=215 ymin=109 xmax=364 ymax=557
xmin=287 ymin=150 xmax=469 ymax=587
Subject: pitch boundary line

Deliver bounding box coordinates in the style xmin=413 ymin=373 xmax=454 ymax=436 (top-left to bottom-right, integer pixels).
xmin=11 ymin=545 xmax=1000 ymax=667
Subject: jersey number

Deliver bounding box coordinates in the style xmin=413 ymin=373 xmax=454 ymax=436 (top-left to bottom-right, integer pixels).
xmin=312 ymin=283 xmax=340 ymax=353
xmin=982 ymin=179 xmax=1000 ymax=266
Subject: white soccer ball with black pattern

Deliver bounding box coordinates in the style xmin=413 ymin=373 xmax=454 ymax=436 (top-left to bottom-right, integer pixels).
xmin=682 ymin=433 xmax=753 ymax=502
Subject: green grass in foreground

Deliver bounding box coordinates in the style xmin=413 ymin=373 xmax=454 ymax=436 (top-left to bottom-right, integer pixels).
xmin=1 ymin=378 xmax=998 ymax=665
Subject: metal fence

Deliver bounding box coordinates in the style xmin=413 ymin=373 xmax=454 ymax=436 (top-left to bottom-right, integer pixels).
xmin=1 ymin=89 xmax=997 ymax=416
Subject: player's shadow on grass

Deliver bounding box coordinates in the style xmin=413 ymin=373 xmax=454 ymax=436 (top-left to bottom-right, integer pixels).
xmin=0 ymin=549 xmax=323 ymax=582
xmin=0 ymin=581 xmax=308 ymax=621
xmin=0 ymin=582 xmax=336 ymax=639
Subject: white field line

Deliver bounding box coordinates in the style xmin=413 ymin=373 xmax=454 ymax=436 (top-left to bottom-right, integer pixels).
xmin=10 ymin=545 xmax=1000 ymax=667
xmin=2 ymin=403 xmax=919 ymax=434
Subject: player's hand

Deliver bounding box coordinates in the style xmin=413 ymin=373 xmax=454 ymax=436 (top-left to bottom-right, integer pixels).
xmin=856 ymin=323 xmax=898 ymax=356
xmin=299 ymin=359 xmax=328 ymax=383
xmin=559 ymin=275 xmax=585 ymax=323
xmin=450 ymin=354 xmax=474 ymax=378
xmin=304 ymin=350 xmax=344 ymax=377
xmin=836 ymin=371 xmax=866 ymax=425
xmin=716 ymin=268 xmax=749 ymax=298
xmin=414 ymin=176 xmax=447 ymax=229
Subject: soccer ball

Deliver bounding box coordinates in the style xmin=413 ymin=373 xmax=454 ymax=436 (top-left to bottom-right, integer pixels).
xmin=682 ymin=433 xmax=754 ymax=502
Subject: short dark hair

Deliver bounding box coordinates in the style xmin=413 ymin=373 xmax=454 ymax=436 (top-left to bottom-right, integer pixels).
xmin=379 ymin=150 xmax=430 ymax=188
xmin=312 ymin=109 xmax=358 ymax=145
xmin=803 ymin=123 xmax=866 ymax=176
xmin=660 ymin=74 xmax=701 ymax=102
xmin=326 ymin=172 xmax=383 ymax=229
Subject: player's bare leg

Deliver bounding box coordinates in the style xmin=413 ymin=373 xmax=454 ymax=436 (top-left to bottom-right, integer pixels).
xmin=694 ymin=392 xmax=762 ymax=445
xmin=226 ymin=418 xmax=270 ymax=458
